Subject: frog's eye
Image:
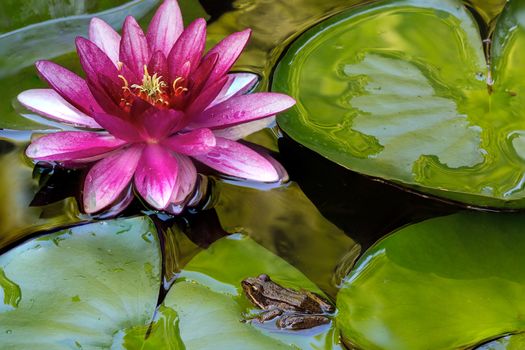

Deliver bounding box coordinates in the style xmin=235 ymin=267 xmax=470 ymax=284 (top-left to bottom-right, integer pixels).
xmin=258 ymin=274 xmax=270 ymax=281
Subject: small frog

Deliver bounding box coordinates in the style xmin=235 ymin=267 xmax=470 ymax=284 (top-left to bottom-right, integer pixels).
xmin=241 ymin=274 xmax=335 ymax=330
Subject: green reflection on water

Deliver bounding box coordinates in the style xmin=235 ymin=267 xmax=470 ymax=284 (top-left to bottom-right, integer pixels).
xmin=0 ymin=142 xmax=82 ymax=248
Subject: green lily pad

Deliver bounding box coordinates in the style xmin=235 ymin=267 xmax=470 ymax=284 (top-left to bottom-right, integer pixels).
xmin=273 ymin=0 xmax=525 ymax=209
xmin=337 ymin=212 xmax=525 ymax=349
xmin=0 ymin=216 xmax=163 ymax=349
xmin=158 ymin=235 xmax=343 ymax=350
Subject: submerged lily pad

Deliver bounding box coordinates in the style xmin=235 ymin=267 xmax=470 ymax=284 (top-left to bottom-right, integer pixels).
xmin=337 ymin=212 xmax=525 ymax=349
xmin=273 ymin=0 xmax=525 ymax=209
xmin=157 ymin=235 xmax=343 ymax=350
xmin=0 ymin=217 xmax=162 ymax=349
xmin=0 ymin=0 xmax=129 ymax=33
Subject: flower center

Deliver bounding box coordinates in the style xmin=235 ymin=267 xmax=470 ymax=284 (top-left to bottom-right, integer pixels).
xmin=117 ymin=64 xmax=190 ymax=111
xmin=132 ymin=66 xmax=167 ymax=101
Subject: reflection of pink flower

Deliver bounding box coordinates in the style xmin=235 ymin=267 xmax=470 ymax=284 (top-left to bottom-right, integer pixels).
xmin=19 ymin=0 xmax=295 ymax=214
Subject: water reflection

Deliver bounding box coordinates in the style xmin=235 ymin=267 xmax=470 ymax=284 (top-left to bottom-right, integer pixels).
xmin=0 ymin=142 xmax=81 ymax=249
xmin=206 ymin=0 xmax=378 ymax=86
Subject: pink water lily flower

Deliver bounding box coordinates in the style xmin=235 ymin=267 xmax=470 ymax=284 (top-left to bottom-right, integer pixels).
xmin=18 ymin=0 xmax=295 ymax=214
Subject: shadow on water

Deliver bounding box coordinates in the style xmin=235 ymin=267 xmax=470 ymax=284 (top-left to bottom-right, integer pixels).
xmin=0 ymin=140 xmax=15 ymax=155
xmin=198 ymin=0 xmax=234 ymax=21
xmin=29 ymin=166 xmax=82 ymax=207
xmin=279 ymin=135 xmax=462 ymax=250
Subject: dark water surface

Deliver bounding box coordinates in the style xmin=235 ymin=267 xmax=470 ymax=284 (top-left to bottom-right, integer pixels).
xmin=0 ymin=0 xmax=507 ymax=301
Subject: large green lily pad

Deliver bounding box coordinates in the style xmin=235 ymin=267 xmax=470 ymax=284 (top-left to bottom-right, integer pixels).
xmin=158 ymin=235 xmax=343 ymax=350
xmin=273 ymin=0 xmax=525 ymax=209
xmin=0 ymin=217 xmax=162 ymax=349
xmin=337 ymin=212 xmax=525 ymax=349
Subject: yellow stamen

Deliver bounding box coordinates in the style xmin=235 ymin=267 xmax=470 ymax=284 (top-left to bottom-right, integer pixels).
xmin=118 ymin=75 xmax=130 ymax=92
xmin=131 ymin=65 xmax=167 ymax=101
xmin=175 ymin=86 xmax=188 ymax=96
xmin=172 ymin=77 xmax=188 ymax=96
xmin=117 ymin=61 xmax=124 ymax=71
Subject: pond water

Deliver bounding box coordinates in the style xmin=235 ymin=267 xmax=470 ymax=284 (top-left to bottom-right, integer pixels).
xmin=0 ymin=0 xmax=514 ymax=348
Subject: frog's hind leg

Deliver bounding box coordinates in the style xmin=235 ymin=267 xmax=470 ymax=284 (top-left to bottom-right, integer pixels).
xmin=242 ymin=307 xmax=283 ymax=324
xmin=277 ymin=314 xmax=331 ymax=330
xmin=258 ymin=307 xmax=283 ymax=322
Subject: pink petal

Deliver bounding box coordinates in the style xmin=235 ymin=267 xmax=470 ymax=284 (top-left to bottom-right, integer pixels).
xmin=84 ymin=145 xmax=143 ymax=213
xmin=163 ymin=128 xmax=216 ymax=155
xmin=89 ymin=18 xmax=121 ymax=66
xmin=91 ymin=72 xmax=126 ymax=109
xmin=62 ymin=152 xmax=120 ymax=166
xmin=76 ymin=37 xmax=119 ymax=83
xmin=77 ymin=45 xmax=128 ymax=115
xmin=257 ymin=148 xmax=289 ymax=183
xmin=170 ymin=154 xmax=197 ymax=204
xmin=212 ymin=116 xmax=274 ymax=140
xmin=35 ymin=60 xmax=102 ymax=115
xmin=193 ymin=137 xmax=279 ymax=182
xmin=136 ymin=107 xmax=185 ymax=140
xmin=118 ymin=60 xmax=141 ymax=85
xmin=18 ymin=89 xmax=101 ymax=128
xmin=168 ymin=18 xmax=206 ymax=81
xmin=120 ymin=16 xmax=150 ymax=79
xmin=134 ymin=144 xmax=179 ymax=209
xmin=190 ymin=93 xmax=296 ymax=129
xmin=94 ymin=186 xmax=134 ymax=219
xmin=92 ymin=112 xmax=142 ymax=142
xmin=209 ymin=72 xmax=258 ymax=107
xmin=147 ymin=0 xmax=183 ymax=57
xmin=203 ymin=29 xmax=251 ymax=85
xmin=189 ymin=53 xmax=218 ymax=97
xmin=148 ymin=51 xmax=168 ymax=79
xmin=129 ymin=97 xmax=152 ymax=118
xmin=26 ymin=131 xmax=125 ymax=161
xmin=186 ymin=76 xmax=228 ymax=117
xmin=87 ymin=81 xmax=127 ymax=118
